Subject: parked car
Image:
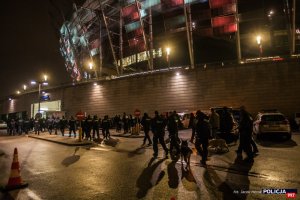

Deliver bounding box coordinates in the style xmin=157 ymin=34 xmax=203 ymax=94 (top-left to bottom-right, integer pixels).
xmin=253 ymin=110 xmax=291 ymax=140
xmin=294 ymin=112 xmax=300 ymax=129
xmin=212 ymin=106 xmax=239 ymax=139
xmin=0 ymin=120 xmax=7 ymax=130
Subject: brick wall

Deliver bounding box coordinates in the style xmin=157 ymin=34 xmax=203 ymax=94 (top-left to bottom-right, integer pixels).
xmin=1 ymin=61 xmax=300 ymax=118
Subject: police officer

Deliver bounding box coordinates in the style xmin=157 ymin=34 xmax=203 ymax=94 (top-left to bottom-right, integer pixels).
xmin=92 ymin=115 xmax=100 ymax=140
xmin=69 ymin=116 xmax=77 ymax=138
xmin=85 ymin=115 xmax=93 ymax=140
xmin=59 ymin=116 xmax=67 ymax=136
xmin=237 ymin=106 xmax=254 ymax=162
xmin=23 ymin=116 xmax=30 ymax=134
xmin=54 ymin=117 xmax=60 ymax=135
xmin=81 ymin=117 xmax=87 ymax=139
xmin=102 ymin=115 xmax=110 ymax=140
xmin=47 ymin=116 xmax=54 ymax=134
xmin=122 ymin=113 xmax=129 ymax=134
xmin=17 ymin=117 xmax=23 ymax=135
xmin=167 ymin=111 xmax=180 ymax=156
xmin=141 ymin=113 xmax=152 ymax=146
xmin=219 ymin=107 xmax=234 ymax=142
xmin=152 ymin=111 xmax=168 ymax=158
xmin=34 ymin=117 xmax=40 ymax=135
xmin=195 ymin=110 xmax=210 ymax=165
xmin=209 ymin=108 xmax=220 ymax=139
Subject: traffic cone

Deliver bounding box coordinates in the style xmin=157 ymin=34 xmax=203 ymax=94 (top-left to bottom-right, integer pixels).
xmin=4 ymin=148 xmax=28 ymax=191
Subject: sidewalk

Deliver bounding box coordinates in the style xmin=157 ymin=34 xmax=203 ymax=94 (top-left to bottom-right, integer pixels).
xmin=28 ymin=129 xmax=144 ymax=146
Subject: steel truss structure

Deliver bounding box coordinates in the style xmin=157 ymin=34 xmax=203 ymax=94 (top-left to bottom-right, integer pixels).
xmin=59 ymin=0 xmax=298 ymax=82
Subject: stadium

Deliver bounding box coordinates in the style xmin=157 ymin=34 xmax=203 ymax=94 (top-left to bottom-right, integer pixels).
xmin=59 ymin=0 xmax=299 ymax=81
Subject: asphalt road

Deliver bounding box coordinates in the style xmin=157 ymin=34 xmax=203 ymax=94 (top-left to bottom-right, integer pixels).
xmin=0 ymin=130 xmax=299 ymax=200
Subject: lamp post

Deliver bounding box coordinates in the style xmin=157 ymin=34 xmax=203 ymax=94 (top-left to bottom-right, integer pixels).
xmin=88 ymin=62 xmax=94 ymax=79
xmin=256 ymin=35 xmax=262 ymax=59
xmin=31 ymin=75 xmax=48 ymax=116
xmin=166 ymin=47 xmax=171 ymax=69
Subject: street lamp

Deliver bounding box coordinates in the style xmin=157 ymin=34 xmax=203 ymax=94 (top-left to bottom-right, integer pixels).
xmin=23 ymin=85 xmax=27 ymax=91
xmin=166 ymin=47 xmax=171 ymax=69
xmin=268 ymin=10 xmax=274 ymax=18
xmin=89 ymin=62 xmax=93 ymax=70
xmin=256 ymin=35 xmax=263 ymax=58
xmin=31 ymin=75 xmax=49 ymax=116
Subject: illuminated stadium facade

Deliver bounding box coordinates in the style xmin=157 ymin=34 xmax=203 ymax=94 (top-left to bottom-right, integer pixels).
xmin=59 ymin=0 xmax=299 ymax=82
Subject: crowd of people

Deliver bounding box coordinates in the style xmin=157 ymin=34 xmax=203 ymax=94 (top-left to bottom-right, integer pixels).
xmin=5 ymin=106 xmax=258 ymax=165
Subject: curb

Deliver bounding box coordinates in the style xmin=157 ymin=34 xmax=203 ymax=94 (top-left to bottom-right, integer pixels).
xmin=28 ymin=135 xmax=93 ymax=146
xmin=112 ymin=134 xmax=144 ymax=138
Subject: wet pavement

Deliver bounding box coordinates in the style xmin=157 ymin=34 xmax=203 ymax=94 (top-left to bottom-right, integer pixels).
xmin=0 ymin=130 xmax=299 ymax=200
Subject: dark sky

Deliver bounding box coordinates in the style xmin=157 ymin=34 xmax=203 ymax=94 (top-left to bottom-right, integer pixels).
xmin=0 ymin=0 xmax=74 ymax=99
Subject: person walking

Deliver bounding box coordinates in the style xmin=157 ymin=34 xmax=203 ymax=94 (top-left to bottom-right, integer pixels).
xmin=92 ymin=115 xmax=100 ymax=140
xmin=167 ymin=111 xmax=180 ymax=156
xmin=189 ymin=113 xmax=196 ymax=143
xmin=23 ymin=116 xmax=30 ymax=134
xmin=102 ymin=115 xmax=110 ymax=140
xmin=152 ymin=111 xmax=169 ymax=158
xmin=81 ymin=116 xmax=87 ymax=139
xmin=69 ymin=116 xmax=77 ymax=138
xmin=219 ymin=107 xmax=234 ymax=142
xmin=237 ymin=106 xmax=255 ymax=162
xmin=141 ymin=113 xmax=152 ymax=146
xmin=17 ymin=117 xmax=23 ymax=135
xmin=209 ymin=108 xmax=220 ymax=139
xmin=54 ymin=117 xmax=60 ymax=135
xmin=34 ymin=117 xmax=40 ymax=135
xmin=59 ymin=116 xmax=67 ymax=136
xmin=85 ymin=115 xmax=93 ymax=140
xmin=122 ymin=113 xmax=129 ymax=134
xmin=47 ymin=116 xmax=54 ymax=134
xmin=195 ymin=110 xmax=210 ymax=166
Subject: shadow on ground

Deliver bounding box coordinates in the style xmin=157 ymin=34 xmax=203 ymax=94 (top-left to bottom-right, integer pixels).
xmin=136 ymin=157 xmax=166 ymax=199
xmin=61 ymin=147 xmax=81 ymax=167
xmin=128 ymin=147 xmax=146 ymax=158
xmin=255 ymin=136 xmax=297 ymax=148
xmin=102 ymin=138 xmax=119 ymax=147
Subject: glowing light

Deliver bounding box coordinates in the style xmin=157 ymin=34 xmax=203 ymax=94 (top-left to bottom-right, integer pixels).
xmin=23 ymin=85 xmax=27 ymax=90
xmin=89 ymin=62 xmax=93 ymax=70
xmin=42 ymin=82 xmax=48 ymax=86
xmin=31 ymin=81 xmax=37 ymax=85
xmin=44 ymin=75 xmax=48 ymax=81
xmin=16 ymin=91 xmax=20 ymax=94
xmin=166 ymin=47 xmax=171 ymax=56
xmin=256 ymin=35 xmax=262 ymax=45
xmin=93 ymin=82 xmax=98 ymax=86
xmin=8 ymin=98 xmax=12 ymax=101
xmin=176 ymin=72 xmax=180 ymax=76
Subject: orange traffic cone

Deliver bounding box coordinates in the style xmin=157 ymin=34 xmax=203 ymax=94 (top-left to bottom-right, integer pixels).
xmin=4 ymin=148 xmax=28 ymax=191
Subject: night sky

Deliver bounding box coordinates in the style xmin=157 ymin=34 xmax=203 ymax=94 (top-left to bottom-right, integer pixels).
xmin=0 ymin=0 xmax=75 ymax=99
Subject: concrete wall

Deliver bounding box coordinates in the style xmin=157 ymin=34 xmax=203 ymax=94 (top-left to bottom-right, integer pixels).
xmin=1 ymin=61 xmax=300 ymax=118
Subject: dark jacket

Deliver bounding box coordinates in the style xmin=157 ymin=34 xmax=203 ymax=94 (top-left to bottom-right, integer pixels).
xmin=167 ymin=115 xmax=178 ymax=134
xmin=195 ymin=114 xmax=211 ymax=139
xmin=152 ymin=115 xmax=166 ymax=135
xmin=141 ymin=115 xmax=151 ymax=131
